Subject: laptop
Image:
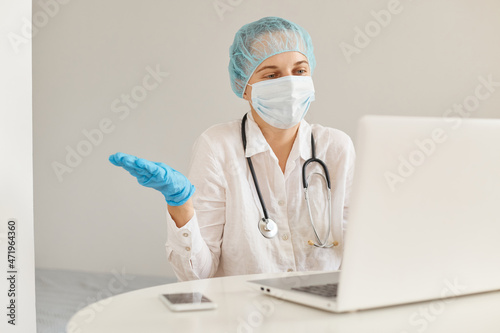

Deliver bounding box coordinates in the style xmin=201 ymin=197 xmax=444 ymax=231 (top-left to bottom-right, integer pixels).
xmin=248 ymin=115 xmax=500 ymax=313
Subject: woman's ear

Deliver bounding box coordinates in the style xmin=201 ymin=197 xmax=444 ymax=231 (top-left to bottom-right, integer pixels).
xmin=242 ymin=86 xmax=251 ymax=101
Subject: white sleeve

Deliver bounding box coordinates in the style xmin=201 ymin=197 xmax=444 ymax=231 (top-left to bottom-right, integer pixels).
xmin=164 ymin=132 xmax=226 ymax=281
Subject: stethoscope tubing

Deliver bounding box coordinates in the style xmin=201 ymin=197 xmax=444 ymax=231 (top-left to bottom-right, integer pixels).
xmin=304 ymin=172 xmax=333 ymax=248
xmin=302 ymin=134 xmax=331 ymax=190
xmin=241 ymin=113 xmax=335 ymax=247
xmin=302 ymin=136 xmax=333 ymax=248
xmin=241 ymin=114 xmax=270 ymax=220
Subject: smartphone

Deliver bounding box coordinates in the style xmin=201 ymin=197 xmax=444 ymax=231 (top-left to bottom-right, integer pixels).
xmin=159 ymin=292 xmax=217 ymax=312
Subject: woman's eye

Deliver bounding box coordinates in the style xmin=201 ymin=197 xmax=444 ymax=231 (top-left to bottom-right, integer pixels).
xmin=265 ymin=74 xmax=276 ymax=79
xmin=297 ymin=69 xmax=306 ymax=74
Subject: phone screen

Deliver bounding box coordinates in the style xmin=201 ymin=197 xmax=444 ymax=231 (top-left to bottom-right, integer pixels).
xmin=163 ymin=292 xmax=213 ymax=304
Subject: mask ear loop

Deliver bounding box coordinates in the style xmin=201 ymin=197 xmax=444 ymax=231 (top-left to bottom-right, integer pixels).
xmin=245 ymin=82 xmax=257 ymax=114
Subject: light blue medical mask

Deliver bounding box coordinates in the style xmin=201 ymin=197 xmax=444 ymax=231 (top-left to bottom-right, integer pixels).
xmin=249 ymin=75 xmax=315 ymax=129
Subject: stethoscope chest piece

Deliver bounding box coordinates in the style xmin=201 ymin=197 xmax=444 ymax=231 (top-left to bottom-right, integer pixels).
xmin=258 ymin=218 xmax=278 ymax=239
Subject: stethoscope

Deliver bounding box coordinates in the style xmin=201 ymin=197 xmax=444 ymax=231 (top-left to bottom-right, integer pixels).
xmin=241 ymin=114 xmax=337 ymax=248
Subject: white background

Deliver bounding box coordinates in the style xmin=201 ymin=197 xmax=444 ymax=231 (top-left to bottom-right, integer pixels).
xmin=32 ymin=0 xmax=500 ymax=279
xmin=1 ymin=0 xmax=36 ymax=331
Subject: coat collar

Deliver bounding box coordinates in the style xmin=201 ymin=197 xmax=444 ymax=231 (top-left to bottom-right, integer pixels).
xmin=243 ymin=111 xmax=313 ymax=162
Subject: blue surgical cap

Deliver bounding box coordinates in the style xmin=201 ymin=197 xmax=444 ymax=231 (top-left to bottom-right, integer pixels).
xmin=228 ymin=16 xmax=316 ymax=98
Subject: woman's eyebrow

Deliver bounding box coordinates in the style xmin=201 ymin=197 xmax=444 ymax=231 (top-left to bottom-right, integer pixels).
xmin=255 ymin=60 xmax=309 ymax=74
xmin=294 ymin=60 xmax=309 ymax=66
xmin=255 ymin=65 xmax=279 ymax=74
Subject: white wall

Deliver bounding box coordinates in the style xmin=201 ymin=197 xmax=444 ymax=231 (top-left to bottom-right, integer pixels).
xmin=33 ymin=0 xmax=500 ymax=278
xmin=1 ymin=0 xmax=36 ymax=331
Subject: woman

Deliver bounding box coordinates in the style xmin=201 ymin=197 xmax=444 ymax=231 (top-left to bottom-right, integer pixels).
xmin=109 ymin=17 xmax=355 ymax=281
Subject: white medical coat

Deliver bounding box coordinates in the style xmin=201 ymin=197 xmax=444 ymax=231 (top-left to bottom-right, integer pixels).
xmin=165 ymin=112 xmax=355 ymax=281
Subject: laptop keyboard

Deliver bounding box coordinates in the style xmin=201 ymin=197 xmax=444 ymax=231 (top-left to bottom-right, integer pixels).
xmin=292 ymin=283 xmax=338 ymax=298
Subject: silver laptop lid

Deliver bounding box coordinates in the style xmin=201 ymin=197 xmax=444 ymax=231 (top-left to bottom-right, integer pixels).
xmin=337 ymin=115 xmax=500 ymax=312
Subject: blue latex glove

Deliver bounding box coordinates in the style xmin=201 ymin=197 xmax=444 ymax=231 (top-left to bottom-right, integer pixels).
xmin=109 ymin=152 xmax=195 ymax=206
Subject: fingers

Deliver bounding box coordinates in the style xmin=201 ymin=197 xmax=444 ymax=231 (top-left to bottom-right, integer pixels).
xmin=109 ymin=152 xmax=137 ymax=167
xmin=109 ymin=153 xmax=164 ymax=180
xmin=109 ymin=152 xmax=146 ymax=177
xmin=135 ymin=158 xmax=162 ymax=175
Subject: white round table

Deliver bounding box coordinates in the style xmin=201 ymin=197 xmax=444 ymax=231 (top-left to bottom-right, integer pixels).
xmin=67 ymin=271 xmax=500 ymax=333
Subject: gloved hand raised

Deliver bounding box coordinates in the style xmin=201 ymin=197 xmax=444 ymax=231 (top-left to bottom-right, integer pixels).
xmin=109 ymin=152 xmax=195 ymax=206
